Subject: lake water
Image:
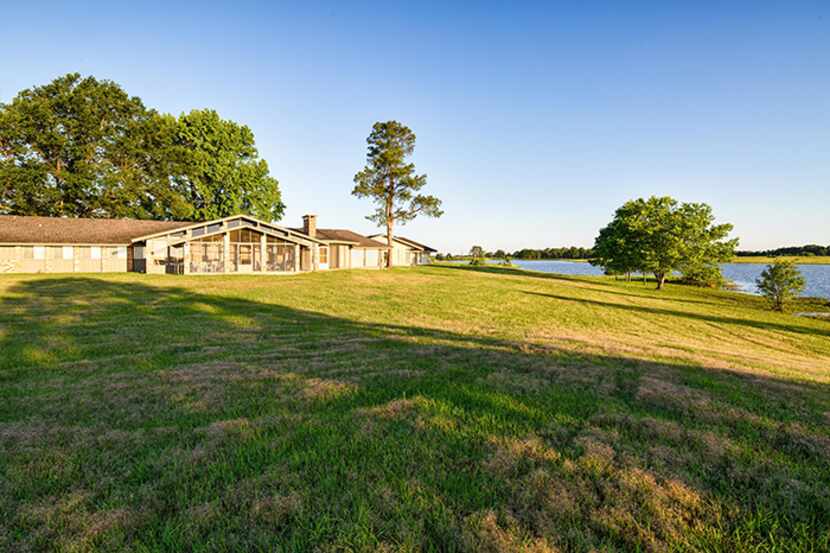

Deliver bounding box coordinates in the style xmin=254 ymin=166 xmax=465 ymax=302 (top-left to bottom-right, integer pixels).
xmin=488 ymin=260 xmax=830 ymax=299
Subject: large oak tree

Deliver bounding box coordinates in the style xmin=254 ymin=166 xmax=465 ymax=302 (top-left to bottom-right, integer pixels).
xmin=592 ymin=196 xmax=738 ymax=289
xmin=0 ymin=73 xmax=284 ymax=221
xmin=352 ymin=121 xmax=442 ymax=268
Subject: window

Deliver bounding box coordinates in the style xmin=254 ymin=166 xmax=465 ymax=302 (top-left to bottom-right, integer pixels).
xmin=90 ymin=246 xmax=101 ymax=260
xmin=33 ymin=246 xmax=45 ymax=260
xmin=230 ymin=228 xmax=261 ymax=243
xmin=63 ymin=246 xmax=74 ymax=260
xmin=133 ymin=246 xmax=145 ymax=259
xmin=239 ymin=245 xmax=252 ymax=264
xmin=319 ymin=247 xmax=328 ymax=264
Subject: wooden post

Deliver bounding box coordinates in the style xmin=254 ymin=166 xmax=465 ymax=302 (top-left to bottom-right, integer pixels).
xmin=183 ymin=242 xmax=190 ymax=274
xmin=260 ymin=233 xmax=267 ymax=272
xmin=294 ymin=244 xmax=300 ymax=272
xmin=312 ymin=244 xmax=319 ymax=271
xmin=223 ymin=232 xmax=230 ymax=273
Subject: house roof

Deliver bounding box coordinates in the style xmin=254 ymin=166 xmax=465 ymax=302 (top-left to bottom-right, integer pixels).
xmin=131 ymin=215 xmax=325 ymax=246
xmin=0 ymin=215 xmax=192 ymax=245
xmin=289 ymin=228 xmax=388 ymax=248
xmin=368 ymin=234 xmax=437 ymax=252
xmin=395 ymin=235 xmax=437 ymax=253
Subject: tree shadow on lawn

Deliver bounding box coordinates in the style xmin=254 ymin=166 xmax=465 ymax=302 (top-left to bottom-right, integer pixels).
xmin=431 ymin=264 xmax=728 ymax=307
xmin=1 ymin=277 xmax=829 ymax=552
xmin=524 ymin=290 xmax=830 ymax=339
xmin=433 ymin=263 xmax=617 ymax=286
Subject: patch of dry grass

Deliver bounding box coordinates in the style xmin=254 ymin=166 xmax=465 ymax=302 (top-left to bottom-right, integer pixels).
xmin=0 ymin=267 xmax=828 ymax=551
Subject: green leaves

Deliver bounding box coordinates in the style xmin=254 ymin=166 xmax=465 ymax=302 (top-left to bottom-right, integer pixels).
xmin=0 ymin=74 xmax=284 ymax=222
xmin=592 ymin=196 xmax=738 ymax=289
xmin=756 ymin=261 xmax=806 ymax=311
xmin=352 ymin=121 xmax=443 ymax=228
xmin=174 ymin=109 xmax=284 ymax=222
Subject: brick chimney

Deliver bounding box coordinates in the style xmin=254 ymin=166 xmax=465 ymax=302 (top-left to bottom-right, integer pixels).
xmin=302 ymin=214 xmax=317 ymax=238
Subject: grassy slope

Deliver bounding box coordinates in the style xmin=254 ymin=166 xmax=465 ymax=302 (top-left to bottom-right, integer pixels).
xmin=1 ymin=266 xmax=829 ymax=552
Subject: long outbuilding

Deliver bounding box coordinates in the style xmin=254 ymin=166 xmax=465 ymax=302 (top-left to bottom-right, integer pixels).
xmin=0 ymin=214 xmax=435 ymax=274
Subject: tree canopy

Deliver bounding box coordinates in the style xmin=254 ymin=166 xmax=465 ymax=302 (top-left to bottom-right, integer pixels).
xmin=592 ymin=196 xmax=738 ymax=289
xmin=0 ymin=73 xmax=283 ymax=221
xmin=756 ymin=261 xmax=805 ymax=311
xmin=352 ymin=121 xmax=442 ymax=268
xmin=175 ymin=109 xmax=284 ymax=221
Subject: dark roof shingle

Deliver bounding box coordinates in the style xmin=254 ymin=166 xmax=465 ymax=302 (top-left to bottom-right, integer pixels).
xmin=289 ymin=228 xmax=387 ymax=248
xmin=0 ymin=215 xmax=192 ymax=245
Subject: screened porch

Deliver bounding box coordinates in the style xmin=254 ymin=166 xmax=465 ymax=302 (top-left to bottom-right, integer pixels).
xmin=182 ymin=228 xmax=305 ymax=274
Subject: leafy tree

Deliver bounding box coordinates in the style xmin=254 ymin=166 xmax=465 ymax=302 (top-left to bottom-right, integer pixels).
xmin=353 ymin=121 xmax=443 ymax=268
xmin=756 ymin=261 xmax=805 ymax=311
xmin=0 ymin=73 xmax=170 ymax=218
xmin=592 ymin=196 xmax=737 ymax=289
xmin=0 ymin=73 xmax=283 ymax=221
xmin=174 ymin=109 xmax=284 ymax=221
xmin=469 ymin=245 xmax=484 ymax=258
xmin=591 ymin=202 xmax=646 ymax=279
xmin=493 ymin=249 xmax=506 ymax=259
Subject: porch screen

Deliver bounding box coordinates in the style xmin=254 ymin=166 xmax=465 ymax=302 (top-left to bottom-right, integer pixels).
xmin=265 ymin=244 xmax=295 ymax=271
xmin=229 ymin=229 xmax=262 ymax=272
xmin=190 ymin=234 xmax=225 ymax=273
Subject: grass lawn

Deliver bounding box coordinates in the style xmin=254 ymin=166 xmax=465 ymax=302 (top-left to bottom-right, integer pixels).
xmin=732 ymin=256 xmax=830 ymax=265
xmin=1 ymin=265 xmax=829 ymax=552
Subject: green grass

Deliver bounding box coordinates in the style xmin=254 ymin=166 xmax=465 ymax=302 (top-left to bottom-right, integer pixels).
xmin=1 ymin=265 xmax=829 ymax=552
xmin=732 ymin=256 xmax=830 ymax=265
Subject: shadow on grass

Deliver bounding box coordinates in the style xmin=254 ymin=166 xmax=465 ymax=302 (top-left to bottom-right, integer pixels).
xmin=0 ymin=276 xmax=828 ymax=551
xmin=432 ymin=263 xmax=729 ymax=306
xmin=523 ymin=290 xmax=830 ymax=338
xmin=432 ymin=263 xmax=617 ymax=286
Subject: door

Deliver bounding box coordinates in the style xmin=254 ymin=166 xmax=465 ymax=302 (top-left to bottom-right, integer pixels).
xmin=237 ymin=244 xmax=253 ymax=273
xmin=318 ymin=246 xmax=329 ymax=270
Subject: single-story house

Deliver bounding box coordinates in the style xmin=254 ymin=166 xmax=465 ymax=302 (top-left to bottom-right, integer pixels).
xmin=0 ymin=213 xmax=392 ymax=275
xmin=367 ymin=234 xmax=437 ymax=266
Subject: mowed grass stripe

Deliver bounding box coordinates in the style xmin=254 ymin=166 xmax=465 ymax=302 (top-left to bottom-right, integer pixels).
xmin=0 ymin=266 xmax=828 ymax=552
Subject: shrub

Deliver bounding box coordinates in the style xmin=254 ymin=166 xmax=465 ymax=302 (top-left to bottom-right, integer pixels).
xmin=681 ymin=264 xmax=725 ymax=288
xmin=756 ymin=261 xmax=805 ymax=312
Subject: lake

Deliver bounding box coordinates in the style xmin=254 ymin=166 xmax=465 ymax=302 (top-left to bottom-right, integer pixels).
xmin=489 ymin=260 xmax=830 ymax=299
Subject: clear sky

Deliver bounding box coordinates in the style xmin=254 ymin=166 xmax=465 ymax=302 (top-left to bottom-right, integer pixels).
xmin=1 ymin=1 xmax=828 ymax=252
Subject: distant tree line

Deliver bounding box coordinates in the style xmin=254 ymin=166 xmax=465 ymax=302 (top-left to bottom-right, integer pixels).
xmin=736 ymin=245 xmax=830 ymax=257
xmin=435 ymin=247 xmax=593 ymax=260
xmin=0 ymin=73 xmax=283 ymax=221
xmin=506 ymin=247 xmax=593 ymax=260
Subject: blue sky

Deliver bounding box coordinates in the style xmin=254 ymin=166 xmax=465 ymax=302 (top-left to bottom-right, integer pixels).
xmin=2 ymin=1 xmax=828 ymax=252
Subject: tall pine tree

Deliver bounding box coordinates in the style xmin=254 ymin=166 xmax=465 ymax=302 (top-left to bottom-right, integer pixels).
xmin=352 ymin=121 xmax=442 ymax=268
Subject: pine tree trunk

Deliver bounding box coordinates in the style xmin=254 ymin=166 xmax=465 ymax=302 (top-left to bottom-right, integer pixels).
xmin=385 ymin=184 xmax=393 ymax=269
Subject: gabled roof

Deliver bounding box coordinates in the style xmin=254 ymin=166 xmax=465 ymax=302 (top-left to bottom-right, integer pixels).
xmin=131 ymin=215 xmax=326 ymax=246
xmin=368 ymin=234 xmax=437 ymax=253
xmin=0 ymin=215 xmax=192 ymax=245
xmin=289 ymin=228 xmax=388 ymax=248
